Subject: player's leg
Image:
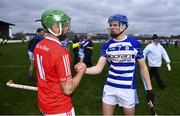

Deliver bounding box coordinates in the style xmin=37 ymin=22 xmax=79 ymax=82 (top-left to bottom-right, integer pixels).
xmin=117 ymin=89 xmax=138 ymax=115
xmin=28 ymin=51 xmax=34 ymax=80
xmin=28 ymin=62 xmax=34 ymax=79
xmin=102 ymin=102 xmax=115 ymax=115
xmin=102 ymin=85 xmax=117 ymax=115
xmin=123 ymin=107 xmax=135 ymax=115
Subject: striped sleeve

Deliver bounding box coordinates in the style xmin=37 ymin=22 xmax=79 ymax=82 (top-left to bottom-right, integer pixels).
xmin=100 ymin=43 xmax=108 ymax=58
xmin=56 ymin=54 xmax=72 ymax=83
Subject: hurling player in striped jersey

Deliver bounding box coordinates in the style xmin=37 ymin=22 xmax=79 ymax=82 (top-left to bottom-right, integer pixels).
xmin=34 ymin=10 xmax=86 ymax=116
xmin=84 ymin=14 xmax=155 ymax=115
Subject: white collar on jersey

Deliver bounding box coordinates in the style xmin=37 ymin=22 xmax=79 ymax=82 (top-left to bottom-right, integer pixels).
xmin=45 ymin=36 xmax=62 ymax=46
xmin=113 ymin=35 xmax=127 ymax=42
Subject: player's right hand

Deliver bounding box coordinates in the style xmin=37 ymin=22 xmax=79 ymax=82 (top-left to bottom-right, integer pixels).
xmin=74 ymin=62 xmax=86 ymax=73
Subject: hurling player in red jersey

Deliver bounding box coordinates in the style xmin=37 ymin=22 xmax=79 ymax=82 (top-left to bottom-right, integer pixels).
xmin=34 ymin=10 xmax=86 ymax=116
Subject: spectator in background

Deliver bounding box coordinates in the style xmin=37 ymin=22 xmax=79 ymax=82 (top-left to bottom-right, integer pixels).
xmin=143 ymin=34 xmax=171 ymax=89
xmin=84 ymin=35 xmax=93 ymax=67
xmin=61 ymin=38 xmax=70 ymax=49
xmin=22 ymin=38 xmax=25 ymax=44
xmin=165 ymin=40 xmax=169 ymax=48
xmin=174 ymin=39 xmax=178 ymax=48
xmin=4 ymin=38 xmax=8 ymax=46
xmin=27 ymin=28 xmax=45 ymax=80
xmin=0 ymin=37 xmax=3 ymax=46
xmin=78 ymin=36 xmax=86 ymax=62
xmin=72 ymin=34 xmax=80 ymax=64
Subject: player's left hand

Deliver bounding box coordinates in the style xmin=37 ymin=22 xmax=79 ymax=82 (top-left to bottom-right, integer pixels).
xmin=146 ymin=90 xmax=155 ymax=103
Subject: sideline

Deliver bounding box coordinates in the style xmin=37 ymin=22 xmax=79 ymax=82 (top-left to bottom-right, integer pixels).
xmin=0 ymin=65 xmax=28 ymax=68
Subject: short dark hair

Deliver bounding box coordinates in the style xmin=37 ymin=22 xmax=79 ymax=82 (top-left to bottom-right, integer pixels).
xmin=36 ymin=28 xmax=45 ymax=33
xmin=152 ymin=34 xmax=158 ymax=40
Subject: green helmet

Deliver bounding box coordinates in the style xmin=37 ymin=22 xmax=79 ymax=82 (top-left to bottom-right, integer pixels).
xmin=41 ymin=10 xmax=71 ymax=36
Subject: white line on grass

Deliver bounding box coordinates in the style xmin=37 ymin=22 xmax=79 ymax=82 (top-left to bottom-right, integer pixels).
xmin=0 ymin=65 xmax=28 ymax=68
xmin=163 ymin=62 xmax=180 ymax=64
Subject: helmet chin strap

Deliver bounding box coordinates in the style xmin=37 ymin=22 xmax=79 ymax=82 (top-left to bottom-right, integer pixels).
xmin=110 ymin=24 xmax=128 ymax=38
xmin=47 ymin=23 xmax=62 ymax=36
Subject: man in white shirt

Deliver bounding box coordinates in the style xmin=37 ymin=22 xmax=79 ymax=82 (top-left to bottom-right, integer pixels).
xmin=143 ymin=34 xmax=171 ymax=89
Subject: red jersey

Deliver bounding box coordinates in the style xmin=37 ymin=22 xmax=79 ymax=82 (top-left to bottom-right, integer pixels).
xmin=34 ymin=35 xmax=73 ymax=114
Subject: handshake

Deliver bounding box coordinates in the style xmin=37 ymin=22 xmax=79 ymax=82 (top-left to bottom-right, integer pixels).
xmin=74 ymin=62 xmax=87 ymax=73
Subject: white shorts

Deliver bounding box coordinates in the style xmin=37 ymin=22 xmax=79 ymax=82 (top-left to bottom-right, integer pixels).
xmin=28 ymin=51 xmax=34 ymax=62
xmin=44 ymin=107 xmax=75 ymax=116
xmin=102 ymin=85 xmax=139 ymax=108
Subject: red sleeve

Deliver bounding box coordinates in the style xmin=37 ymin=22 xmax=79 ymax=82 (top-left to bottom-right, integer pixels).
xmin=55 ymin=53 xmax=72 ymax=84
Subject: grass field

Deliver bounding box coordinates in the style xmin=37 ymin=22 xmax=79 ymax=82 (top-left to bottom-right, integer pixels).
xmin=0 ymin=42 xmax=180 ymax=115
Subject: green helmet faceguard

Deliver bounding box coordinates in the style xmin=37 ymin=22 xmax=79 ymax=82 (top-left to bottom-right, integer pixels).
xmin=41 ymin=10 xmax=71 ymax=36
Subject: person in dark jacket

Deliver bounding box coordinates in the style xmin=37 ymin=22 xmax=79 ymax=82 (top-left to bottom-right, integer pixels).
xmin=72 ymin=34 xmax=80 ymax=65
xmin=84 ymin=35 xmax=93 ymax=67
xmin=28 ymin=28 xmax=45 ymax=80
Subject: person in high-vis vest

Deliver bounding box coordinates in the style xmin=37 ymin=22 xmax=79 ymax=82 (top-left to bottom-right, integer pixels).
xmin=72 ymin=34 xmax=80 ymax=64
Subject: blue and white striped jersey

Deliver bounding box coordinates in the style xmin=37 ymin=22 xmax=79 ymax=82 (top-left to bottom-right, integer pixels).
xmin=61 ymin=39 xmax=69 ymax=49
xmin=100 ymin=36 xmax=143 ymax=89
xmin=78 ymin=39 xmax=88 ymax=59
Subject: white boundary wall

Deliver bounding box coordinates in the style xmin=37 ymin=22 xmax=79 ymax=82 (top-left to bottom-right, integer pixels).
xmin=7 ymin=40 xmax=29 ymax=43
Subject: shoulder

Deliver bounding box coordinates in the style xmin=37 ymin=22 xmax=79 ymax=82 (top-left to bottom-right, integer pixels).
xmin=105 ymin=39 xmax=114 ymax=45
xmin=158 ymin=44 xmax=165 ymax=50
xmin=46 ymin=41 xmax=66 ymax=57
xmin=144 ymin=43 xmax=152 ymax=48
xmin=126 ymin=36 xmax=141 ymax=47
xmin=33 ymin=35 xmax=43 ymax=41
xmin=101 ymin=39 xmax=114 ymax=49
xmin=33 ymin=35 xmax=39 ymax=39
xmin=158 ymin=43 xmax=163 ymax=48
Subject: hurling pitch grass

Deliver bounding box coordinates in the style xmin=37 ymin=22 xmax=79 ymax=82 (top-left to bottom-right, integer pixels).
xmin=0 ymin=42 xmax=180 ymax=115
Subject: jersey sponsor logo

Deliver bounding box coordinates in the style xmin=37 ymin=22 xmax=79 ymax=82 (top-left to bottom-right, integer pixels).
xmin=36 ymin=44 xmax=49 ymax=52
xmin=107 ymin=53 xmax=133 ymax=63
xmin=106 ymin=44 xmax=136 ymax=63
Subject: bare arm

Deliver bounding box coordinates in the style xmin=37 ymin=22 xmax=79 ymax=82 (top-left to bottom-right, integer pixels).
xmin=61 ymin=63 xmax=86 ymax=95
xmin=85 ymin=56 xmax=106 ymax=75
xmin=138 ymin=58 xmax=152 ymax=90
